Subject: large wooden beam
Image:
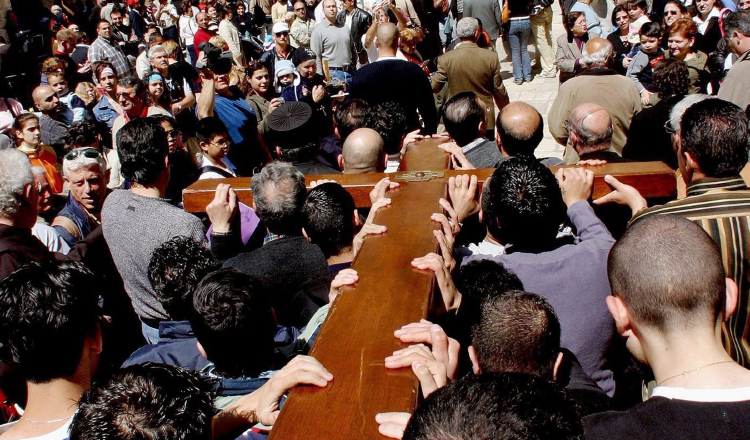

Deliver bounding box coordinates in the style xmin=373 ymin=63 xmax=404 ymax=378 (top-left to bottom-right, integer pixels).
xmin=268 ymin=179 xmax=447 ymax=440
xmin=182 ymin=162 xmax=677 ymax=213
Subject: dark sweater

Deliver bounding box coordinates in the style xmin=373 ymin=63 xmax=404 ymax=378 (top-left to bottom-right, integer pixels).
xmin=223 ymin=236 xmax=328 ymax=328
xmin=584 ymin=395 xmax=750 ymax=439
xmin=349 ymin=59 xmax=438 ymax=134
xmin=0 ymin=225 xmax=50 ymax=281
xmin=622 ymin=95 xmax=681 ymax=169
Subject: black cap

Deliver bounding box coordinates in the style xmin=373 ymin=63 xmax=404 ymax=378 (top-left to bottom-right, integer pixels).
xmin=267 ymin=101 xmax=313 ymax=133
xmin=292 ymin=47 xmax=317 ymax=67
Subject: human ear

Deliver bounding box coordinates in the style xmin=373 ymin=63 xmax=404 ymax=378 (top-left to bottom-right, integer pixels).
xmin=724 ymin=277 xmax=739 ymax=322
xmin=606 ymin=294 xmax=633 ymax=338
xmin=468 ymin=345 xmax=481 ymax=375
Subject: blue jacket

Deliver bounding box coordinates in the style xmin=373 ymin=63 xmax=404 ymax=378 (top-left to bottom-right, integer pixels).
xmin=122 ymin=321 xmax=211 ymax=371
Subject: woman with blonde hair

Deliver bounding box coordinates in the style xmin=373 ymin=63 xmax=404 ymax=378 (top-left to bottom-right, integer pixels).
xmin=74 ymin=82 xmax=101 ymax=110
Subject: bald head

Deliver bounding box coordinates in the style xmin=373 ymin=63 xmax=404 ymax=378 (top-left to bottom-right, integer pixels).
xmin=376 ymin=23 xmax=399 ymax=55
xmin=496 ymin=102 xmax=544 ymax=156
xmin=341 ymin=128 xmax=385 ymax=174
xmin=32 ymin=85 xmax=61 ymax=114
xmin=582 ymin=38 xmax=614 ymax=67
xmin=568 ymin=103 xmax=612 ymax=156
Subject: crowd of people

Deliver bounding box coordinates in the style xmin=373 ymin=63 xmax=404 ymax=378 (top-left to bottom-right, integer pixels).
xmin=0 ymin=0 xmax=748 ymax=436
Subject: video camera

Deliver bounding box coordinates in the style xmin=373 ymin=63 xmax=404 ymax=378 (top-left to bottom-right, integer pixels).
xmin=197 ymin=43 xmax=234 ymax=75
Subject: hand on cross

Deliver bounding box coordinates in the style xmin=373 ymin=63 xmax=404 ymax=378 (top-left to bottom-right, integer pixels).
xmin=592 ymin=174 xmax=648 ymax=217
xmin=411 ymin=253 xmax=462 ymax=312
xmin=369 ymin=177 xmax=400 ymax=205
xmin=206 ymin=183 xmax=237 ymax=233
xmin=329 ymin=268 xmax=358 ymax=303
xmin=384 ymin=343 xmax=449 ymax=397
xmin=554 ymin=167 xmax=594 ymax=207
xmin=438 ymin=142 xmax=476 ymax=170
xmin=392 ymin=320 xmax=460 ymax=381
xmin=431 ymin=213 xmax=456 ymax=271
xmin=375 ymin=412 xmax=411 ymax=439
xmin=442 ymin=174 xmax=480 ymax=225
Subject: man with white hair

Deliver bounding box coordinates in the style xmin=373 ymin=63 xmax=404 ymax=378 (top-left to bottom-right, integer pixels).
xmin=51 ymin=148 xmax=109 ymax=247
xmin=0 ymin=149 xmax=50 ymax=280
xmin=548 ymin=37 xmax=641 ymax=164
xmin=148 ymin=45 xmax=196 ymax=115
xmin=431 ymin=17 xmax=509 ymax=136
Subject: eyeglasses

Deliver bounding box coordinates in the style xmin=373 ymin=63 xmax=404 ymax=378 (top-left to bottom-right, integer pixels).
xmin=664 ymin=10 xmax=679 ymax=15
xmin=210 ymin=138 xmax=231 ymax=147
xmin=664 ymin=120 xmax=677 ymax=135
xmin=116 ymin=91 xmax=137 ymax=99
xmin=65 ymin=147 xmax=101 ymax=162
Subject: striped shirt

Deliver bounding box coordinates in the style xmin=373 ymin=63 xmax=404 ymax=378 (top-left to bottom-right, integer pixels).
xmin=631 ymin=176 xmax=750 ymax=367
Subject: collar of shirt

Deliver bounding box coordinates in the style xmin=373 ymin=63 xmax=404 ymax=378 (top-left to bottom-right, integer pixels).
xmin=375 ymin=56 xmax=400 ymax=62
xmin=264 ymin=232 xmax=286 ymax=245
xmin=462 ymin=137 xmax=486 ymax=154
xmin=686 ymin=176 xmax=747 ymax=197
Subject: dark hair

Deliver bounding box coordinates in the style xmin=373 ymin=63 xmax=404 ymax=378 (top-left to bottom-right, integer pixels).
xmin=363 ymin=101 xmax=407 ymax=155
xmin=639 ymin=21 xmax=661 ymax=38
xmin=250 ymin=161 xmax=307 ymax=235
xmin=0 ymin=261 xmax=100 ymax=383
xmin=149 ymin=114 xmax=177 ymax=129
xmin=116 ymin=117 xmax=169 ymax=184
xmin=13 ymin=113 xmax=39 ymax=134
xmin=245 ymin=60 xmax=269 ymax=79
xmin=190 ymin=269 xmax=277 ymax=378
xmin=65 ymin=120 xmax=101 ymax=153
xmin=663 ymin=0 xmax=687 ymax=16
xmin=70 ymin=363 xmax=216 ymax=440
xmin=627 ymin=0 xmax=648 ymax=10
xmin=93 ymin=61 xmax=116 ymax=81
xmin=118 ymin=75 xmax=146 ymax=96
xmin=403 ymin=373 xmax=583 ymax=440
xmin=454 ymin=260 xmax=524 ymax=302
xmin=196 ymin=116 xmax=230 ymax=143
xmin=482 ymin=156 xmax=564 ymax=250
xmin=278 ymin=139 xmax=320 ymax=163
xmin=611 ymin=4 xmax=628 ymax=26
xmin=609 ymin=215 xmax=726 ymax=331
xmin=565 ymin=11 xmax=585 ymax=41
xmin=441 ymin=92 xmax=486 ymax=146
xmin=303 ymin=182 xmax=356 ymax=258
xmin=148 ymin=237 xmax=218 ymax=321
xmin=335 ymin=98 xmax=370 ymax=141
xmin=653 ymin=58 xmax=689 ymax=99
xmin=681 ymin=98 xmax=750 ymax=177
xmin=472 ymin=291 xmax=561 ymax=379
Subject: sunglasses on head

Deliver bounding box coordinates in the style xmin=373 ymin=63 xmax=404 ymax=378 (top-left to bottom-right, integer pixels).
xmin=64 ymin=147 xmax=101 ymax=162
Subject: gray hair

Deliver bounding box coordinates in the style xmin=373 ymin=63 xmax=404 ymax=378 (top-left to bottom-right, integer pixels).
xmin=722 ymin=10 xmax=750 ymax=38
xmin=62 ymin=151 xmax=107 ymax=179
xmin=31 ymin=166 xmax=46 ymax=177
xmin=582 ymin=42 xmax=613 ymax=67
xmin=250 ymin=161 xmax=307 ymax=235
xmin=568 ymin=105 xmax=613 ymax=154
xmin=0 ymin=149 xmax=34 ymax=219
xmin=456 ymin=17 xmax=479 ymax=39
xmin=148 ymin=44 xmax=167 ymax=60
xmin=668 ymin=94 xmax=712 ymax=134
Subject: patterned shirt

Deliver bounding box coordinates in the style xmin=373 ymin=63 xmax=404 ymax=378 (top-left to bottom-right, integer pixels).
xmin=631 ymin=176 xmax=750 ymax=367
xmin=88 ymin=36 xmax=132 ymax=77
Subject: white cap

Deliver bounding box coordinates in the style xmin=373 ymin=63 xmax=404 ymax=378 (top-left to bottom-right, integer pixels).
xmin=272 ymin=22 xmax=289 ymax=34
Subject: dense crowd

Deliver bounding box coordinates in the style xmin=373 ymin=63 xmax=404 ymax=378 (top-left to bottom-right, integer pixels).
xmin=0 ymin=0 xmax=748 ymax=437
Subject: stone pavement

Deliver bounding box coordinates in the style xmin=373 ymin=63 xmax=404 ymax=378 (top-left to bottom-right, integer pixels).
xmin=496 ymin=2 xmax=568 ymax=159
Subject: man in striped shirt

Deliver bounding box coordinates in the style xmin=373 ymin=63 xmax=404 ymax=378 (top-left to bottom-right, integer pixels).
xmin=595 ymin=97 xmax=750 ymax=367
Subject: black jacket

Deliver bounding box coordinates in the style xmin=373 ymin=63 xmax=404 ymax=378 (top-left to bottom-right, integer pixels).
xmin=337 ymin=7 xmax=372 ymax=53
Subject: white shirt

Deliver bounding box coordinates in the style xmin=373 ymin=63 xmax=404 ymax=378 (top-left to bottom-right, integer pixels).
xmin=0 ymin=418 xmax=72 ymax=440
xmin=198 ymin=155 xmax=237 ymax=179
xmin=653 ymin=386 xmax=750 ymax=402
xmin=158 ymin=2 xmax=179 ymax=28
xmin=32 ymin=223 xmax=71 ymax=254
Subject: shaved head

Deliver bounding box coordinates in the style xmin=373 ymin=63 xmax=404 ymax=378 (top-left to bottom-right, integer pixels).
xmin=609 ymin=215 xmax=726 ymax=332
xmin=568 ymin=103 xmax=612 ymax=155
xmin=376 ymin=23 xmax=399 ymax=51
xmin=341 ymin=128 xmax=385 ymax=174
xmin=496 ymin=102 xmax=543 ymax=156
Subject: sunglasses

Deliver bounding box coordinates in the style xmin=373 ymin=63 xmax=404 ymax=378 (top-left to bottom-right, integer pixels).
xmin=167 ymin=129 xmax=181 ymax=138
xmin=64 ymin=147 xmax=101 ymax=161
xmin=275 ymin=31 xmax=289 ymax=36
xmin=664 ymin=10 xmax=679 ymax=15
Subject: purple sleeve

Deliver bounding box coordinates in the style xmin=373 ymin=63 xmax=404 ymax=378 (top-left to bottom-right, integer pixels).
xmin=567 ymin=201 xmax=615 ymax=244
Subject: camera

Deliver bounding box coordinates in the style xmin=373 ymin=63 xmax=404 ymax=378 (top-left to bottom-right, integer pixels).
xmin=198 ymin=43 xmax=234 ymax=75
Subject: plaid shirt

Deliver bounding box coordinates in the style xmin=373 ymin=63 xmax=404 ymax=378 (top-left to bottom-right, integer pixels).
xmin=88 ymin=37 xmax=132 ymax=77
xmin=631 ymin=176 xmax=750 ymax=367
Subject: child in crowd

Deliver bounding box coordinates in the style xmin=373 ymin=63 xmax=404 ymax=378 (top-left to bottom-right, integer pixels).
xmin=275 ymin=59 xmax=302 ymax=101
xmin=47 ymin=71 xmax=86 ymax=124
xmin=627 ymin=0 xmax=651 ymax=43
xmin=13 ymin=113 xmax=64 ymax=193
xmin=196 ymin=116 xmax=238 ymax=179
xmin=626 ymin=22 xmax=665 ymax=105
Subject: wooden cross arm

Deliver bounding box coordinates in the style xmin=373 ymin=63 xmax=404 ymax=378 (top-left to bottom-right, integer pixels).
xmin=182 ymin=162 xmax=677 ymax=213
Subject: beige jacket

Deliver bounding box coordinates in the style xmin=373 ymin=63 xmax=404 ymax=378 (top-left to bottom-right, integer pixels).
xmin=717 ymin=50 xmax=750 ymax=113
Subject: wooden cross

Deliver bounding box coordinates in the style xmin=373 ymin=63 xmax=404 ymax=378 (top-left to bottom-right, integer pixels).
xmin=182 ymin=141 xmax=676 ymax=439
